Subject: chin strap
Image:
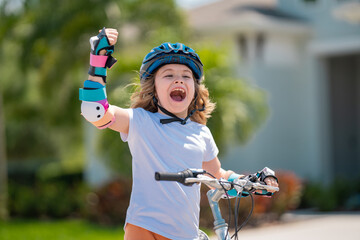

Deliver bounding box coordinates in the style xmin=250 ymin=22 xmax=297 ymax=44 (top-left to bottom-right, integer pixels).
xmin=152 ymin=96 xmax=205 ymax=125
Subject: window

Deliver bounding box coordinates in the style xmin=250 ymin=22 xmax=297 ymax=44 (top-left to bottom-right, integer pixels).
xmin=256 ymin=33 xmax=266 ymax=60
xmin=238 ymin=35 xmax=247 ymax=60
xmin=302 ymin=0 xmax=318 ymax=4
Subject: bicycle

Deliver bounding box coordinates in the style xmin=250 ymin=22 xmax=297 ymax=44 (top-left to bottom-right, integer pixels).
xmin=155 ymin=169 xmax=279 ymax=240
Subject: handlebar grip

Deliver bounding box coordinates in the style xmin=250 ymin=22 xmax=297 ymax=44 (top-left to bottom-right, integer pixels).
xmin=155 ymin=172 xmax=185 ymax=182
xmin=155 ymin=169 xmax=202 ymax=184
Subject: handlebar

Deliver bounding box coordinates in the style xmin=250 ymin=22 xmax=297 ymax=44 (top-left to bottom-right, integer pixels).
xmin=155 ymin=169 xmax=279 ymax=194
xmin=156 ymin=169 xmax=279 ymax=239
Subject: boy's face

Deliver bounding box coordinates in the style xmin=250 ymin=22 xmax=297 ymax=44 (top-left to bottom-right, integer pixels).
xmin=154 ymin=64 xmax=196 ymax=118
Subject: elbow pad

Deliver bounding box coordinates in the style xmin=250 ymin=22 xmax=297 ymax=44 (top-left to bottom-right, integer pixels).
xmin=79 ymin=80 xmax=115 ymax=129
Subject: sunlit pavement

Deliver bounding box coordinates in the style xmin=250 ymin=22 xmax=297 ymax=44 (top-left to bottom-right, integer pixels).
xmin=209 ymin=211 xmax=360 ymax=240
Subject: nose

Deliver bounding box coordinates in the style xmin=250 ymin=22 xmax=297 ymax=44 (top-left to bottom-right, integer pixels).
xmin=174 ymin=76 xmax=184 ymax=84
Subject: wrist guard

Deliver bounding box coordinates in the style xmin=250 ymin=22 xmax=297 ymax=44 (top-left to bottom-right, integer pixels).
xmin=79 ymin=80 xmax=115 ymax=129
xmin=253 ymin=167 xmax=278 ymax=196
xmin=88 ymin=27 xmax=117 ymax=82
xmin=256 ymin=167 xmax=278 ymax=184
xmin=227 ymin=173 xmax=249 ymax=198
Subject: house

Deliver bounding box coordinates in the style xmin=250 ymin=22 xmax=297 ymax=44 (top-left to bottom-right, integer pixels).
xmin=187 ymin=0 xmax=360 ymax=183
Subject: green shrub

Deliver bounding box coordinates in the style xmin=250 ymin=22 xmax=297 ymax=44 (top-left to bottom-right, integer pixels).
xmin=84 ymin=177 xmax=132 ymax=225
xmin=299 ymin=177 xmax=360 ymax=211
xmin=8 ymin=179 xmax=89 ymax=219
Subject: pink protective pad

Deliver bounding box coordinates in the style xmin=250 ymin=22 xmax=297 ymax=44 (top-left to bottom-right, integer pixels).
xmin=97 ymin=99 xmax=109 ymax=111
xmin=90 ymin=53 xmax=108 ymax=67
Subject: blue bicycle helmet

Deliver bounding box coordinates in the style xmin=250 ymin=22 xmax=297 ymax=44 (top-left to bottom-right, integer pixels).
xmin=140 ymin=42 xmax=203 ymax=84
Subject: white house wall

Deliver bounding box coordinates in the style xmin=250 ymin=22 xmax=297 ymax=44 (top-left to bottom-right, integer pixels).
xmin=263 ymin=34 xmax=301 ymax=67
xmin=223 ymin=68 xmax=323 ymax=180
xmin=221 ymin=31 xmax=324 ymax=181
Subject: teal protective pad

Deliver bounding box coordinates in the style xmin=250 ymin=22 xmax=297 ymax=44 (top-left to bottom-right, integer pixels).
xmin=79 ymin=87 xmax=107 ymax=101
xmin=84 ymin=80 xmax=104 ymax=89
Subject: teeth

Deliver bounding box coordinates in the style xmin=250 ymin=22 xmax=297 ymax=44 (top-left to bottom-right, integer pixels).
xmin=172 ymin=88 xmax=185 ymax=93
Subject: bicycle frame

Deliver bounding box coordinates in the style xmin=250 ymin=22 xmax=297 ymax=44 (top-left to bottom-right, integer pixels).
xmin=185 ymin=177 xmax=233 ymax=240
xmin=207 ymin=189 xmax=231 ymax=240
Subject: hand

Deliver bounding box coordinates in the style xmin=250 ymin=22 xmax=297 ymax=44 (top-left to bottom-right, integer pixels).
xmin=100 ymin=28 xmax=118 ymax=46
xmin=97 ymin=28 xmax=118 ymax=55
xmin=256 ymin=167 xmax=279 ymax=196
xmin=234 ymin=175 xmax=278 ymax=195
xmin=261 ymin=176 xmax=279 ymax=193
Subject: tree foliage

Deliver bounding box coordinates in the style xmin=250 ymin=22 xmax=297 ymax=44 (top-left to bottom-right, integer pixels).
xmin=0 ymin=0 xmax=186 ymax=175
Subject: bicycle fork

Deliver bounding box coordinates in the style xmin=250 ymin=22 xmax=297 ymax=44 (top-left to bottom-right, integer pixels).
xmin=207 ymin=189 xmax=231 ymax=240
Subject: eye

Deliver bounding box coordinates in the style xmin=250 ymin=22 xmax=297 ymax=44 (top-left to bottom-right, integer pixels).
xmin=165 ymin=74 xmax=173 ymax=78
xmin=183 ymin=75 xmax=191 ymax=79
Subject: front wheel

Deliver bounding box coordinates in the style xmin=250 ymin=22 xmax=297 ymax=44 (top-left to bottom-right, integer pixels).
xmin=198 ymin=230 xmax=210 ymax=240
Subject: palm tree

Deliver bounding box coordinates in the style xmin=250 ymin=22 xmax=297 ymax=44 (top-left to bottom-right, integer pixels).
xmin=0 ymin=92 xmax=8 ymax=220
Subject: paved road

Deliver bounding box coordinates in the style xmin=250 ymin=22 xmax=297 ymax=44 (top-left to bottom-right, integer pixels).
xmin=210 ymin=212 xmax=360 ymax=240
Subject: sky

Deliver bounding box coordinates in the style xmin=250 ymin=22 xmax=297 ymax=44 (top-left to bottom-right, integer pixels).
xmin=1 ymin=0 xmax=219 ymax=13
xmin=175 ymin=0 xmax=219 ymax=9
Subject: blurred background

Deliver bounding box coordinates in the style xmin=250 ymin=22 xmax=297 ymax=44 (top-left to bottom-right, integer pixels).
xmin=0 ymin=0 xmax=359 ymax=239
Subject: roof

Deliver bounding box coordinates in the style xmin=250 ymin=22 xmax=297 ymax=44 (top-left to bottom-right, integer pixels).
xmin=333 ymin=2 xmax=360 ymax=24
xmin=233 ymin=6 xmax=306 ymax=21
xmin=187 ymin=0 xmax=310 ymax=35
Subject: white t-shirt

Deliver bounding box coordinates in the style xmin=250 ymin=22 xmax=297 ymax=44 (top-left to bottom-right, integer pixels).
xmin=120 ymin=108 xmax=219 ymax=239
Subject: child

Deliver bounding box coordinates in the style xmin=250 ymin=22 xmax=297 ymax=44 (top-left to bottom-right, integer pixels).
xmin=79 ymin=28 xmax=279 ymax=240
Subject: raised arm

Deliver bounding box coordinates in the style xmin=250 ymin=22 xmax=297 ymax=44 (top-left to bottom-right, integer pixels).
xmin=79 ymin=28 xmax=129 ymax=134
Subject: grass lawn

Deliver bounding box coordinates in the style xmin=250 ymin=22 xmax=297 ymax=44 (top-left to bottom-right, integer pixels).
xmin=0 ymin=219 xmax=125 ymax=240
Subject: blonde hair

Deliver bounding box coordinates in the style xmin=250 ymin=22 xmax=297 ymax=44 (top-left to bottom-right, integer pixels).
xmin=130 ymin=74 xmax=215 ymax=125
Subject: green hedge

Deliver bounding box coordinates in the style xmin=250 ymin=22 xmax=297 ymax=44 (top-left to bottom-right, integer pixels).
xmin=8 ymin=179 xmax=89 ymax=219
xmin=299 ymin=177 xmax=360 ymax=211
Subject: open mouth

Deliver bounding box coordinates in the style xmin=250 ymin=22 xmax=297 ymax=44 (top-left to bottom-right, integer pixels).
xmin=170 ymin=88 xmax=186 ymax=102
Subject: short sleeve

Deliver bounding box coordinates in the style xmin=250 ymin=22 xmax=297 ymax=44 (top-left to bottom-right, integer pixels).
xmin=120 ymin=108 xmax=133 ymax=142
xmin=120 ymin=108 xmax=151 ymax=143
xmin=202 ymin=126 xmax=219 ymax=162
